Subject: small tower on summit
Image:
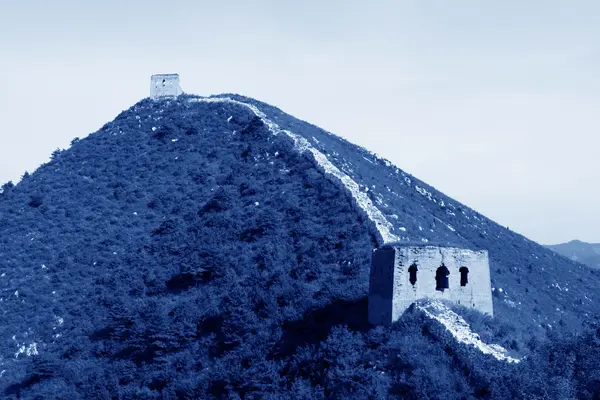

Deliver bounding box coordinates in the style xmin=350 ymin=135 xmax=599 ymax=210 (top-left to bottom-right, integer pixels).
xmin=150 ymin=74 xmax=182 ymax=99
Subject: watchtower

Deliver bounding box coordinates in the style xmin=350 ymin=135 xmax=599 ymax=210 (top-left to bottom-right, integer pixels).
xmin=150 ymin=74 xmax=182 ymax=99
xmin=368 ymin=244 xmax=493 ymax=325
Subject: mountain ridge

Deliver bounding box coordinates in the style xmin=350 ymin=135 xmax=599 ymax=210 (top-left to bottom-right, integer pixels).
xmin=1 ymin=93 xmax=599 ymax=398
xmin=546 ymin=240 xmax=600 ymax=269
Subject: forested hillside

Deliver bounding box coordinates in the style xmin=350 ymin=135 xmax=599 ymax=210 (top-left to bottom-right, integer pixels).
xmin=1 ymin=94 xmax=599 ymax=399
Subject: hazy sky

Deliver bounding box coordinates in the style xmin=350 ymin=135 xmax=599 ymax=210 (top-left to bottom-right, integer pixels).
xmin=1 ymin=1 xmax=598 ymax=244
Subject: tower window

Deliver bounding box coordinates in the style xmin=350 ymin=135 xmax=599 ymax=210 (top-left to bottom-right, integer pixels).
xmin=459 ymin=266 xmax=469 ymax=286
xmin=408 ymin=263 xmax=418 ymax=286
xmin=435 ymin=265 xmax=450 ymax=291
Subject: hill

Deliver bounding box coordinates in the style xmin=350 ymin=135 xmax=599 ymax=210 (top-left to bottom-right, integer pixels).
xmin=1 ymin=93 xmax=599 ymax=398
xmin=547 ymin=240 xmax=600 ymax=269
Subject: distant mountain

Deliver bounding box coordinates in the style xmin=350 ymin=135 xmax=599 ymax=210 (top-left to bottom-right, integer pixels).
xmin=547 ymin=240 xmax=600 ymax=269
xmin=1 ymin=93 xmax=599 ymax=398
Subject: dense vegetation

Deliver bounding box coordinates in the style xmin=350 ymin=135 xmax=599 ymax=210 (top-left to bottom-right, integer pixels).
xmin=1 ymin=95 xmax=599 ymax=398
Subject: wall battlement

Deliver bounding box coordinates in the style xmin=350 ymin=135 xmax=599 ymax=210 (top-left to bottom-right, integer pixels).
xmin=368 ymin=245 xmax=493 ymax=324
xmin=150 ymin=74 xmax=182 ymax=99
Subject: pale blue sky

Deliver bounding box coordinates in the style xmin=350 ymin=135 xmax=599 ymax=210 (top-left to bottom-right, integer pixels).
xmin=0 ymin=1 xmax=598 ymax=244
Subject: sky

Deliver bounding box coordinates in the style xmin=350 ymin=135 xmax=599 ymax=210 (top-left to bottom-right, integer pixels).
xmin=0 ymin=0 xmax=598 ymax=245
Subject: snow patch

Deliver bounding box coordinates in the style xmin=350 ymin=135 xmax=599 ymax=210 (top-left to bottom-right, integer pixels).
xmin=362 ymin=156 xmax=374 ymax=164
xmin=415 ymin=185 xmax=433 ymax=201
xmin=504 ymin=299 xmax=518 ymax=308
xmin=14 ymin=343 xmax=38 ymax=358
xmin=416 ymin=300 xmax=520 ymax=363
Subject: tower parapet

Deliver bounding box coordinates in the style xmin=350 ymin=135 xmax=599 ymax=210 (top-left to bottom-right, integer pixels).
xmin=150 ymin=74 xmax=182 ymax=99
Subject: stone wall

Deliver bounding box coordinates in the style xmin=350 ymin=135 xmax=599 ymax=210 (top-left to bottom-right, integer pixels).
xmin=150 ymin=74 xmax=182 ymax=99
xmin=369 ymin=245 xmax=493 ymax=324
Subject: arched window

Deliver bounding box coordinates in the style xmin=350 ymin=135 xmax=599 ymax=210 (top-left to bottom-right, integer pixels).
xmin=435 ymin=265 xmax=450 ymax=291
xmin=459 ymin=267 xmax=469 ymax=287
xmin=408 ymin=263 xmax=418 ymax=286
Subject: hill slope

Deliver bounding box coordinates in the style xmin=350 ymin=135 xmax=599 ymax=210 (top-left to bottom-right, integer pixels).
xmin=1 ymin=94 xmax=599 ymax=398
xmin=547 ymin=240 xmax=600 ymax=269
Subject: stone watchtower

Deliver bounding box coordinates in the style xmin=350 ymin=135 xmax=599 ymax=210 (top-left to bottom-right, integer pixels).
xmin=368 ymin=244 xmax=493 ymax=325
xmin=150 ymin=74 xmax=183 ymax=99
